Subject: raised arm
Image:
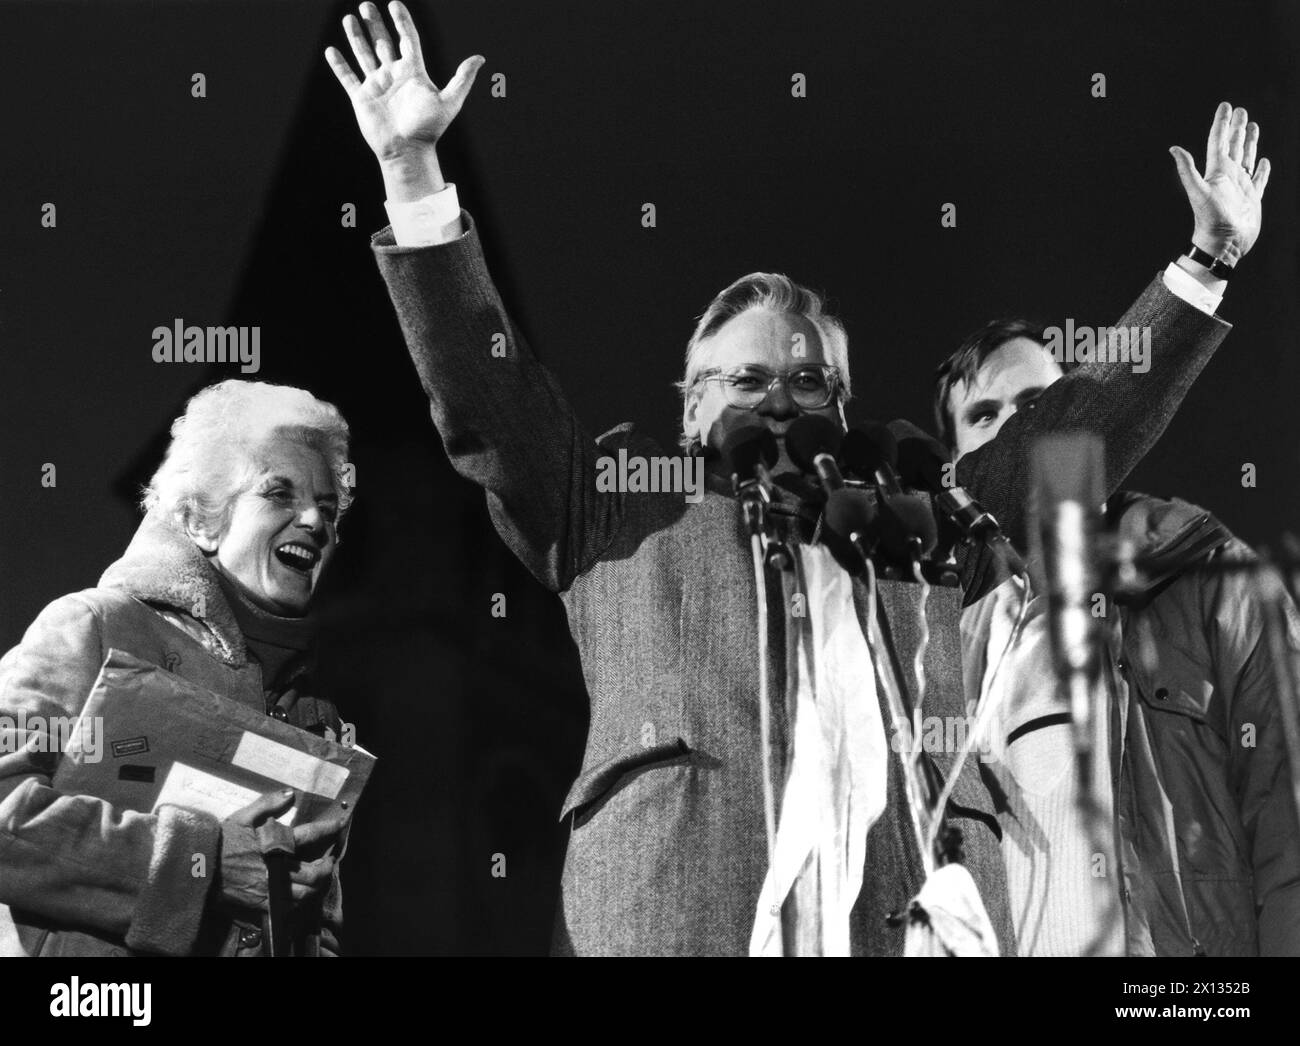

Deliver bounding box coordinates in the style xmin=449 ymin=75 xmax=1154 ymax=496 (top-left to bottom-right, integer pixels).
xmin=327 ymin=2 xmax=626 ymax=592
xmin=957 ymin=102 xmax=1270 ymax=601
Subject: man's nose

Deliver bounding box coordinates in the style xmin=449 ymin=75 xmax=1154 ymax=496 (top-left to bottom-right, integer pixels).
xmin=756 ymin=379 xmax=798 ymax=419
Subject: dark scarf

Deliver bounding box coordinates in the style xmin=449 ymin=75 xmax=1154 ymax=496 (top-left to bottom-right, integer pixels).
xmin=212 ymin=569 xmax=318 ymax=692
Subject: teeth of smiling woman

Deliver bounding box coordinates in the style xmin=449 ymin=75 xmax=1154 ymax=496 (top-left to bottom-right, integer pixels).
xmin=274 ymin=543 xmax=320 ymax=571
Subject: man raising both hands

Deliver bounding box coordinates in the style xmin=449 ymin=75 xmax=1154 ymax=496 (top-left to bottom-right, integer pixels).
xmin=326 ymin=3 xmax=1238 ymax=955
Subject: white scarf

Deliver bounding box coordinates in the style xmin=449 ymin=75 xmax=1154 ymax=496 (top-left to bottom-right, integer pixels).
xmin=749 ymin=544 xmax=888 ymax=956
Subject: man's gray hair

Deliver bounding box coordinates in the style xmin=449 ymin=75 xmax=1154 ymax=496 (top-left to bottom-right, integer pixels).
xmin=675 ymin=272 xmax=852 ymax=452
xmin=142 ymin=379 xmax=353 ymax=537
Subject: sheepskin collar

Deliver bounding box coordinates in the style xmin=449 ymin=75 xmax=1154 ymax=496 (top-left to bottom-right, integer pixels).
xmin=99 ymin=511 xmax=250 ymax=667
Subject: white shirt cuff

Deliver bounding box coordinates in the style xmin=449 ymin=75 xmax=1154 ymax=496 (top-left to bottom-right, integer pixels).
xmin=1162 ymin=261 xmax=1223 ymax=316
xmin=385 ymin=184 xmax=464 ymax=247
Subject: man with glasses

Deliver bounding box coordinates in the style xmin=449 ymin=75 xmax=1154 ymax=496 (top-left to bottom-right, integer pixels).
xmin=327 ymin=3 xmax=1235 ymax=955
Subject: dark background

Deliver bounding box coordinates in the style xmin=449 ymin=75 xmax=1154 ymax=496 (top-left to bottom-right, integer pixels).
xmin=2 ymin=0 xmax=1296 ymax=954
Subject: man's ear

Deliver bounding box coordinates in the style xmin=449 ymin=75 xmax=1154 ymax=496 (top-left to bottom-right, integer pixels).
xmin=183 ymin=513 xmax=220 ymax=555
xmin=682 ymin=392 xmax=702 ymax=447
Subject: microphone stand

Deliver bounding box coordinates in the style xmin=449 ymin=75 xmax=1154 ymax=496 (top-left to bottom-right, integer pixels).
xmin=738 ymin=467 xmax=778 ymax=863
xmin=1033 ymin=437 xmax=1125 ymax=957
xmin=738 ymin=464 xmax=800 ymax=956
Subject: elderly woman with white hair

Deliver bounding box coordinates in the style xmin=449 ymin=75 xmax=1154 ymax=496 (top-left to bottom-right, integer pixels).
xmin=0 ymin=380 xmax=354 ymax=956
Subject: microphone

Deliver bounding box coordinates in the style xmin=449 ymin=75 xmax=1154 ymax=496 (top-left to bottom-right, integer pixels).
xmin=785 ymin=414 xmax=846 ymax=495
xmin=840 ymin=422 xmax=902 ymax=495
xmin=840 ymin=423 xmax=937 ymax=563
xmin=821 ymin=487 xmax=880 ymax=574
xmin=888 ymin=418 xmax=1026 ymax=577
xmin=1030 ymin=434 xmax=1105 ymax=775
xmin=721 ymin=425 xmax=779 ymax=536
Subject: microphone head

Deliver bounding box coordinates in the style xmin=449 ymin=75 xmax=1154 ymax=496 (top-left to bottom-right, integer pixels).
xmin=785 ymin=414 xmax=844 ymax=474
xmin=877 ymin=492 xmax=939 ymax=559
xmin=839 ymin=422 xmax=897 ymax=479
xmin=823 ymin=487 xmax=877 ymax=540
xmin=820 ymin=488 xmax=879 ymax=574
xmin=720 ymin=424 xmax=778 ymax=482
xmin=1030 ymin=433 xmax=1105 ymax=510
xmin=888 ymin=419 xmax=951 ymax=493
xmin=1029 ymin=432 xmax=1106 ymax=678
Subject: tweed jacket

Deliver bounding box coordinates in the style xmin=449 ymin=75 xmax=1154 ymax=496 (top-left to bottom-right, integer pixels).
xmin=372 ymin=214 xmax=1228 ymax=955
xmin=0 ymin=512 xmax=345 ymax=956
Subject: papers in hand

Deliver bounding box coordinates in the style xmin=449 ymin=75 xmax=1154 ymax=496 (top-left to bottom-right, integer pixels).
xmin=55 ymin=648 xmax=375 ymax=828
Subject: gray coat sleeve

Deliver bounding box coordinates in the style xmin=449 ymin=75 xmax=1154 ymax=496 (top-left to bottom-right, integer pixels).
xmin=956 ymin=275 xmax=1231 ymax=604
xmin=371 ymin=214 xmax=624 ymax=593
xmin=0 ymin=595 xmax=222 ymax=955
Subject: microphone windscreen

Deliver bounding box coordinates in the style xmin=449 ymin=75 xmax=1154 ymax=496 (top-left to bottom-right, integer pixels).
xmin=863 ymin=422 xmax=898 ymax=468
xmin=839 ymin=422 xmax=897 ymax=478
xmin=878 ymin=492 xmax=939 ymax=557
xmin=824 ymin=487 xmax=877 ymax=539
xmin=720 ymin=425 xmax=778 ymax=481
xmin=885 ymin=418 xmax=933 ymax=445
xmin=1030 ymin=433 xmax=1105 ymax=511
xmin=785 ymin=414 xmax=844 ymax=473
xmin=894 ymin=437 xmax=950 ymax=493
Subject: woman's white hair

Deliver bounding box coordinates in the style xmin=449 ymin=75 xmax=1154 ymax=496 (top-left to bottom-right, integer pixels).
xmin=675 ymin=272 xmax=852 ymax=452
xmin=141 ymin=380 xmax=353 ymax=536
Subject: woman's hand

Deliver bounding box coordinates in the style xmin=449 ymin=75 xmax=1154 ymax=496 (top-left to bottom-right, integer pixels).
xmin=288 ymin=813 xmax=348 ymax=904
xmin=219 ymin=790 xmax=347 ymax=910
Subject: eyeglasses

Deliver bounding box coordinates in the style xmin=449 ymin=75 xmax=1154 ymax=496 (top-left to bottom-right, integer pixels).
xmin=693 ymin=364 xmax=842 ymax=411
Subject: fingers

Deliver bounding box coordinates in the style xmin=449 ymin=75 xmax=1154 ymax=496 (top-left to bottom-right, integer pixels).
xmin=1253 ymin=156 xmax=1271 ymax=197
xmin=290 ymin=855 xmax=336 ymax=891
xmin=1242 ymin=121 xmax=1260 ymax=174
xmin=389 ymin=0 xmax=424 ymax=63
xmin=359 ymin=2 xmax=398 ymax=66
xmin=343 ymin=12 xmax=380 ymax=75
xmin=1168 ymin=146 xmax=1205 ymax=198
xmin=1205 ymin=100 xmax=1232 ymax=168
xmin=442 ymin=55 xmax=486 ymax=111
xmin=229 ymin=788 xmax=295 ymax=827
xmin=292 ymin=815 xmax=348 ymax=849
xmin=1226 ymin=106 xmax=1248 ymax=165
xmin=324 ymin=46 xmax=362 ymax=92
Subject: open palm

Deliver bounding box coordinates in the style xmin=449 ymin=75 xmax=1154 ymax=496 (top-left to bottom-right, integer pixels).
xmin=1170 ymin=102 xmax=1271 ymax=263
xmin=326 ymin=1 xmax=483 ymax=162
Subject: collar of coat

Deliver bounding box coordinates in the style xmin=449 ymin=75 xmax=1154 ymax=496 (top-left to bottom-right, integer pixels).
xmin=98 ymin=510 xmax=249 ymax=668
xmin=1106 ymin=490 xmax=1234 ymax=606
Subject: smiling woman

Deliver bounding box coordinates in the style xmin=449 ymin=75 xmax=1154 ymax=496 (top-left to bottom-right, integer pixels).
xmin=142 ymin=381 xmax=353 ymax=617
xmin=0 ymin=380 xmax=357 ymax=957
